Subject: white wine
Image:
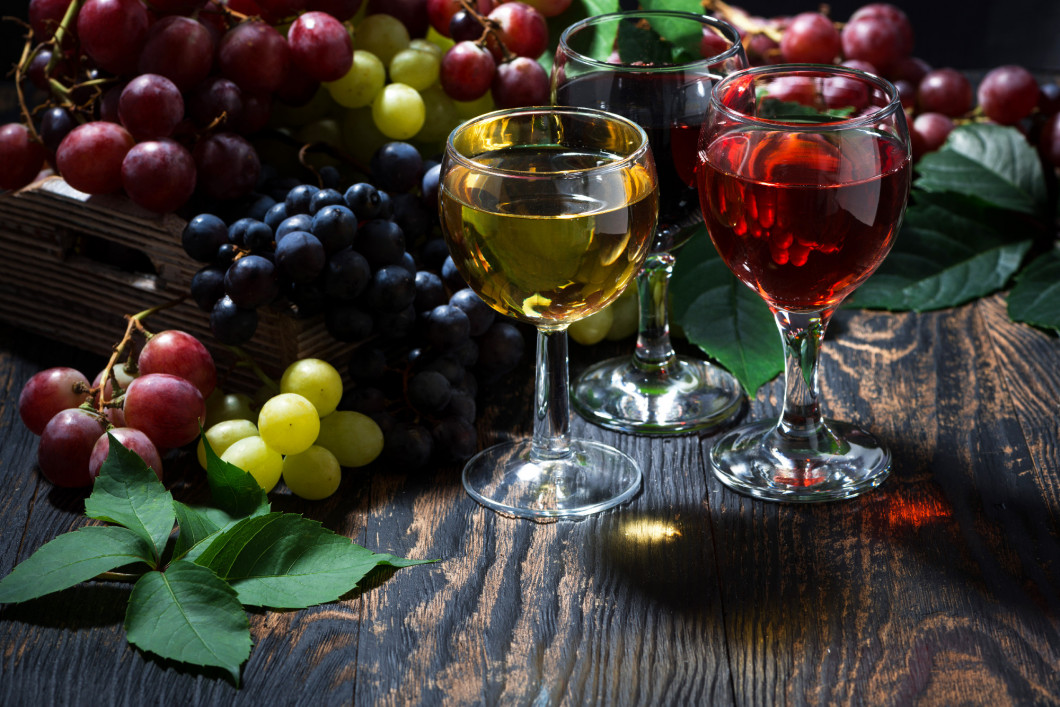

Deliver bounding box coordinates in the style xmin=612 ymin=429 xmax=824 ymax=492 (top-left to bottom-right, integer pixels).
xmin=441 ymin=145 xmax=658 ymax=328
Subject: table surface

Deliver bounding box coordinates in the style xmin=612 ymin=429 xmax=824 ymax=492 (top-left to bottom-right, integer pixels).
xmin=1 ymin=293 xmax=1058 ymax=706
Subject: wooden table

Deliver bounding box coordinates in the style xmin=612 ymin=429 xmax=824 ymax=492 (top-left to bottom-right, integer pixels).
xmin=1 ymin=294 xmax=1058 ymax=706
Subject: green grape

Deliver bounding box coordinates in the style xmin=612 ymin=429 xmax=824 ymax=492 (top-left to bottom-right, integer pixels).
xmin=205 ymin=391 xmax=256 ymax=426
xmin=315 ymin=410 xmax=384 ymax=467
xmin=569 ymin=305 xmax=615 ymax=346
xmin=221 ymin=435 xmax=283 ymax=493
xmin=341 ymin=106 xmax=389 ymax=166
xmin=415 ymin=85 xmax=461 ymax=144
xmin=282 ymin=445 xmax=342 ymax=500
xmin=258 ymin=393 xmax=320 ymax=456
xmin=425 ymin=26 xmax=454 ymax=53
xmin=389 ymin=47 xmax=440 ymax=91
xmin=372 ymin=83 xmax=425 ymax=140
xmin=355 ymin=14 xmax=409 ymax=67
xmin=605 ymin=285 xmax=639 ymax=340
xmin=280 ymin=358 xmax=343 ymax=417
xmin=324 ymin=50 xmax=386 ymax=109
xmin=294 ymin=118 xmax=343 ymax=167
xmin=453 ymin=91 xmax=495 ymax=119
xmin=409 ymin=38 xmax=444 ymax=59
xmin=197 ymin=418 xmax=259 ymax=469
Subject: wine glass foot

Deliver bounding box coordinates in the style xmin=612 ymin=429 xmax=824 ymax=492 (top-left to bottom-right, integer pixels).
xmin=710 ymin=419 xmax=891 ymax=503
xmin=462 ymin=439 xmax=642 ymax=520
xmin=572 ymin=355 xmax=745 ymax=435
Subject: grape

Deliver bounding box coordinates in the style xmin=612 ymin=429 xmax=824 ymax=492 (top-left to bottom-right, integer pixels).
xmin=389 ymin=46 xmax=441 ymax=91
xmin=309 ymin=189 xmax=345 ymax=214
xmin=370 ymin=142 xmax=423 ymax=194
xmin=55 ymin=121 xmax=134 ymax=195
xmin=780 ymin=12 xmax=840 ymax=65
xmin=205 ymin=391 xmax=256 ymax=425
xmin=265 ymin=202 xmax=289 ymax=231
xmin=414 ymin=271 xmax=447 ymax=312
xmin=225 ymin=254 xmax=280 ymax=308
xmin=745 ymin=32 xmax=781 ymax=66
xmin=188 ymin=77 xmax=244 ymax=129
xmin=92 ymin=361 xmax=137 ymax=400
xmin=325 ymin=50 xmax=387 ymax=109
xmin=369 ymin=265 xmax=417 ymax=311
xmin=700 ymin=26 xmax=732 ymax=59
xmin=182 ymin=214 xmax=228 ymax=262
xmin=258 ymin=392 xmax=320 ymax=455
xmin=356 ymin=13 xmax=411 ymax=66
xmin=285 ymin=184 xmax=319 ymax=215
xmin=416 ymin=85 xmax=462 ymax=143
xmin=27 ymin=48 xmax=69 ymax=91
xmin=19 ymin=367 xmax=91 ymax=436
xmin=426 ymin=304 xmax=471 ymax=348
xmin=308 ymin=0 xmax=363 ymax=21
xmin=39 ymin=107 xmax=76 ymax=156
xmin=822 ymin=74 xmax=869 ymax=111
xmin=311 ymin=205 xmax=358 ymax=255
xmin=367 ymin=0 xmax=429 ymax=38
xmin=347 ymin=347 xmax=387 ymax=384
xmin=282 ymin=446 xmax=342 ymax=499
xmin=121 ymin=139 xmax=197 ymax=213
xmin=840 ymin=8 xmax=912 ymax=74
xmin=344 ymin=182 xmax=382 ymax=218
xmin=288 ymin=11 xmax=353 ymax=82
xmin=29 ymin=0 xmax=73 ymax=40
xmin=0 ymin=123 xmax=46 ymax=191
xmin=275 ymin=231 xmax=326 ymax=283
xmin=891 ymin=56 xmax=931 ymax=85
xmin=491 ymin=56 xmax=549 ymax=108
xmin=357 ymin=219 xmax=406 ymax=267
xmin=138 ymin=330 xmax=217 ymax=398
xmin=197 ymin=418 xmax=258 ymax=468
xmin=487 ymin=2 xmax=548 ymax=60
xmin=383 ymin=421 xmax=433 ymax=468
xmin=1039 ymin=113 xmax=1060 ymax=168
xmin=476 ymin=321 xmax=524 ymax=381
xmin=216 ymin=243 xmax=241 ymax=267
xmin=138 ymin=16 xmax=215 ymax=92
xmin=218 ymin=20 xmax=291 ymax=94
xmin=449 ymin=10 xmax=484 ymax=43
xmin=568 ymin=306 xmax=614 ymax=345
xmin=1039 ymin=83 xmax=1060 ymax=115
xmin=315 ymin=410 xmax=384 ymax=467
xmin=278 ymin=214 xmax=314 ymax=240
xmin=511 ymin=0 xmax=567 ymax=17
xmin=193 ymin=132 xmax=261 ymax=201
xmin=408 ymin=370 xmax=452 ymax=413
xmin=371 ymin=83 xmax=426 ymax=140
xmin=221 ymin=435 xmax=283 ymax=492
xmin=324 ymin=248 xmax=372 ymax=300
xmin=211 ymin=295 xmax=258 ymax=344
xmin=192 ymin=266 xmax=227 ymax=310
xmin=977 ymin=65 xmax=1040 ymax=126
xmin=911 ymin=112 xmax=954 ymax=159
xmin=77 ymin=0 xmax=149 ymax=75
xmin=279 ymin=358 xmax=343 ymax=417
xmin=765 ymin=76 xmax=817 ymax=106
xmin=848 ymin=3 xmax=914 ymax=58
xmin=90 ymin=429 xmax=163 ymax=481
xmin=432 ymin=417 xmax=477 ymax=461
xmin=441 ymin=255 xmax=466 ymax=291
xmin=276 ymin=63 xmax=321 ymax=107
xmin=242 ymin=220 xmax=275 ymax=252
xmin=325 ymin=303 xmax=374 ymax=341
xmin=440 ymin=42 xmax=496 ymax=102
xmin=123 ymin=373 xmax=206 ymax=450
xmin=38 ymin=409 xmax=106 ymax=488
xmin=449 ymin=288 xmax=495 ymax=336
xmin=426 ymin=0 xmax=464 ymax=36
xmin=917 ymin=68 xmax=973 ymax=117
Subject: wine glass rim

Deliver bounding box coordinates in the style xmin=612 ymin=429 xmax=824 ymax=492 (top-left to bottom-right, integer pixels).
xmin=556 ymin=9 xmax=744 ymax=72
xmin=444 ymin=105 xmax=652 ymax=177
xmin=710 ymin=63 xmax=904 ymax=130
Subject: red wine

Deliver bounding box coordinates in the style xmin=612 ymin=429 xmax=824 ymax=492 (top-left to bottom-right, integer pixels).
xmin=697 ymin=129 xmax=910 ymax=311
xmin=554 ymin=71 xmax=713 ymax=251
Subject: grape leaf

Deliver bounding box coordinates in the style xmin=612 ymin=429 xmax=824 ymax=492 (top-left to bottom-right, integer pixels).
xmin=671 ymin=232 xmax=782 ymax=396
xmin=201 ymin=433 xmax=270 ymax=519
xmin=616 ymin=17 xmax=675 ymax=65
xmin=639 ymin=0 xmax=712 ymax=62
xmin=125 ymin=561 xmax=251 ymax=685
xmin=83 ymin=435 xmax=174 ymax=564
xmin=0 ymin=526 xmax=154 ymax=604
xmin=915 ymin=123 xmax=1048 ymax=217
xmin=1007 ymin=250 xmax=1060 ymax=330
xmin=194 ymin=513 xmax=434 ymax=609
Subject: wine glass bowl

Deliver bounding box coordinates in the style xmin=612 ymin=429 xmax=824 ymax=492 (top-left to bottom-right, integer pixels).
xmin=440 ymin=106 xmax=659 ymax=519
xmin=696 ymin=65 xmax=912 ymax=502
xmin=552 ymin=10 xmax=749 ymax=435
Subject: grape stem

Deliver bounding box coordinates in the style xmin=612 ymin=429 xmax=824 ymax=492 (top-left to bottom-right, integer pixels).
xmin=457 ymin=0 xmax=516 ymax=64
xmin=223 ymin=345 xmax=281 ymax=394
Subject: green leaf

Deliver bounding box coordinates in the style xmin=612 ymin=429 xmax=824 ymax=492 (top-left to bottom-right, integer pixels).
xmin=671 ymin=232 xmax=782 ymax=396
xmin=640 ymin=1 xmax=718 ymax=62
xmin=125 ymin=561 xmax=251 ymax=685
xmin=202 ymin=433 xmax=269 ymax=519
xmin=0 ymin=526 xmax=153 ymax=603
xmin=915 ymin=123 xmax=1047 ymax=217
xmin=849 ymin=195 xmax=1032 ymax=311
xmin=616 ymin=18 xmax=673 ymax=65
xmin=1008 ymin=250 xmax=1060 ymax=329
xmin=194 ymin=513 xmax=433 ymax=609
xmin=83 ymin=435 xmax=174 ymax=564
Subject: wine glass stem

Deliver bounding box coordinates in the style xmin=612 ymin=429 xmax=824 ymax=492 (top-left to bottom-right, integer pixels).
xmin=633 ymin=251 xmax=677 ymax=371
xmin=532 ymin=327 xmax=572 ymax=461
xmin=774 ymin=307 xmax=834 ymax=440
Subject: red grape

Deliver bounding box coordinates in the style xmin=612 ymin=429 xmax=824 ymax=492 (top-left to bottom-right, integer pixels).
xmin=119 ymin=74 xmax=185 ymax=141
xmin=149 ymin=0 xmax=205 ymax=11
xmin=890 ymin=56 xmax=931 ymax=85
xmin=137 ymin=330 xmax=217 ymax=398
xmin=1038 ymin=112 xmax=1060 ymax=168
xmin=188 ymin=76 xmax=243 ymax=129
xmin=138 ymin=16 xmax=216 ymax=92
xmin=1039 ymin=83 xmax=1060 ymax=115
xmin=487 ymin=2 xmax=547 ymax=60
xmin=367 ymin=0 xmax=430 ymax=38
xmin=38 ymin=409 xmax=106 ymax=487
xmin=288 ymin=11 xmax=353 ymax=82
xmin=767 ymin=76 xmax=817 ymax=106
xmin=237 ymin=92 xmax=272 ymax=134
xmin=917 ymin=68 xmax=973 ymax=117
xmin=89 ymin=428 xmax=164 ymax=480
xmin=123 ymin=373 xmax=206 ymax=449
xmin=39 ymin=107 xmax=77 ymax=156
xmin=29 ymin=0 xmax=73 ymax=40
xmin=27 ymin=48 xmax=70 ymax=91
xmin=780 ymin=12 xmax=840 ymax=65
xmin=912 ymin=112 xmax=954 ymax=159
xmin=193 ymin=132 xmax=261 ymax=201
xmin=121 ymin=139 xmax=197 ymax=213
xmin=56 ymin=121 xmax=135 ymax=195
xmin=491 ymin=57 xmax=548 ymax=108
xmin=977 ymin=65 xmax=1040 ymax=126
xmin=427 ymin=0 xmax=493 ymax=37
xmin=822 ymin=74 xmax=869 ymax=111
xmin=306 ymin=0 xmax=363 ymax=21
xmin=700 ymin=27 xmax=732 ymax=60
xmin=848 ymin=3 xmax=914 ymax=56
xmin=0 ymin=123 xmax=46 ymax=191
xmin=746 ymin=32 xmax=781 ymax=66
xmin=77 ymin=0 xmax=150 ymax=76
xmin=276 ymin=65 xmax=320 ymax=106
xmin=19 ymin=367 xmax=91 ymax=435
xmin=507 ymin=0 xmax=570 ymax=18
xmin=218 ymin=20 xmax=292 ymax=94
xmin=440 ymin=41 xmax=496 ymax=101
xmin=840 ymin=12 xmax=910 ymax=75
xmin=255 ymin=0 xmax=305 ymax=22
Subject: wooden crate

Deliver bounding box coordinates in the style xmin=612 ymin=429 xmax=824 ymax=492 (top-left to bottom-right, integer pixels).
xmin=0 ymin=178 xmax=352 ymax=392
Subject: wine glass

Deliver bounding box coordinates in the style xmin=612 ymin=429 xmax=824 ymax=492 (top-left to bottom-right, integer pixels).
xmin=696 ymin=65 xmax=912 ymax=502
xmin=439 ymin=106 xmax=659 ymax=519
xmin=552 ymin=10 xmax=749 ymax=435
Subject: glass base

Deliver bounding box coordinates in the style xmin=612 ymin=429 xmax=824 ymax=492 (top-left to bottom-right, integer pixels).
xmin=462 ymin=439 xmax=642 ymax=520
xmin=571 ymin=355 xmax=745 ymax=435
xmin=710 ymin=419 xmax=891 ymax=503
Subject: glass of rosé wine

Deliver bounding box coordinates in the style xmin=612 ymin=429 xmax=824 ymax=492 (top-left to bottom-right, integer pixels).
xmin=696 ymin=65 xmax=912 ymax=502
xmin=552 ymin=10 xmax=749 ymax=435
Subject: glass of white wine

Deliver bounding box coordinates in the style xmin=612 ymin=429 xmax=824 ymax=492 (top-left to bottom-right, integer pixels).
xmin=439 ymin=106 xmax=659 ymax=519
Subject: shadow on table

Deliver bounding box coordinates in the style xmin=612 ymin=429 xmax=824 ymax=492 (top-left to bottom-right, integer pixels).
xmin=1 ymin=583 xmax=129 ymax=629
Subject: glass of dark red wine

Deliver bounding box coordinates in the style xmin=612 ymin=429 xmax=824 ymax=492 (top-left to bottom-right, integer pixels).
xmin=552 ymin=10 xmax=748 ymax=435
xmin=696 ymin=65 xmax=912 ymax=502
